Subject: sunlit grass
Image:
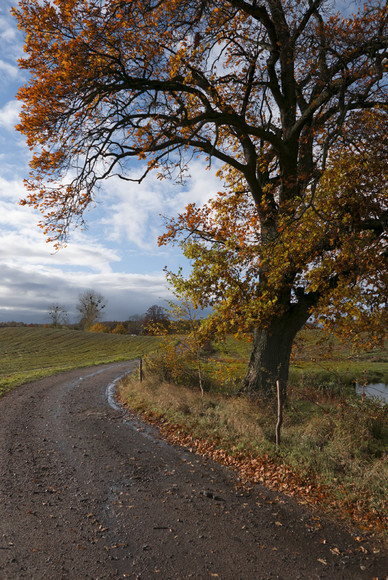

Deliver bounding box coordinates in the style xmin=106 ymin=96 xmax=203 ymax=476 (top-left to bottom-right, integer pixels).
xmin=119 ymin=373 xmax=387 ymax=537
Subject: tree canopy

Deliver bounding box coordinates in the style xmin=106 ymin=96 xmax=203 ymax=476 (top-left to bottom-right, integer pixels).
xmin=13 ymin=0 xmax=387 ymax=396
xmin=161 ymin=109 xmax=387 ymax=343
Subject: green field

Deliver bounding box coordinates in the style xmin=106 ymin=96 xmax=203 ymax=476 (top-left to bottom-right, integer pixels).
xmin=1 ymin=327 xmax=386 ymax=399
xmin=216 ymin=330 xmax=388 ymax=392
xmin=290 ymin=329 xmax=388 ymax=388
xmin=0 ymin=327 xmax=159 ymax=396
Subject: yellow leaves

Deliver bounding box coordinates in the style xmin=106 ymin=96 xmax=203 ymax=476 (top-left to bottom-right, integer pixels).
xmin=163 ymin=116 xmax=387 ymax=341
xmin=317 ymin=558 xmax=327 ymax=566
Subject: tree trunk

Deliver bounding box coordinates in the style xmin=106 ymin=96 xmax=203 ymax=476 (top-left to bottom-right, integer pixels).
xmin=241 ymin=295 xmax=317 ymax=399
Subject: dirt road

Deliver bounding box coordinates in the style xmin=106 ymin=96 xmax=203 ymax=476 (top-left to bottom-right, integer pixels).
xmin=0 ymin=362 xmax=386 ymax=579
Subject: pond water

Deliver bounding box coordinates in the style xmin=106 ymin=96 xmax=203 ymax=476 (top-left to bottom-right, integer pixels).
xmin=355 ymin=383 xmax=388 ymax=404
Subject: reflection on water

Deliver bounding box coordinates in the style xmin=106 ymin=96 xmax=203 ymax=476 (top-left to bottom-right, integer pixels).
xmin=356 ymin=383 xmax=388 ymax=403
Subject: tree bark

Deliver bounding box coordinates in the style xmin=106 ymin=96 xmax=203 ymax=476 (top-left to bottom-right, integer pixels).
xmin=241 ymin=293 xmax=318 ymax=399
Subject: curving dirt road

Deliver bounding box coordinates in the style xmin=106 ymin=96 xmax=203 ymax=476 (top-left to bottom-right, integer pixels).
xmin=0 ymin=362 xmax=386 ymax=579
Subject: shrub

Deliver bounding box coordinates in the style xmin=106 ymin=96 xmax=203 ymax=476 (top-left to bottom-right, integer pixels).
xmin=144 ymin=339 xmax=199 ymax=388
xmin=89 ymin=322 xmax=110 ymax=333
xmin=112 ymin=323 xmax=127 ymax=334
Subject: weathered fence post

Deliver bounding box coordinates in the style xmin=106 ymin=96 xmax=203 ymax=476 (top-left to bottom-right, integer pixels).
xmin=139 ymin=357 xmax=143 ymax=383
xmin=275 ymin=379 xmax=283 ymax=448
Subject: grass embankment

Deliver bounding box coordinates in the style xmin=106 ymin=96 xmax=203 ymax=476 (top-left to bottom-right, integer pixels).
xmin=118 ymin=330 xmax=388 ymax=539
xmin=0 ymin=326 xmax=159 ymax=397
xmin=290 ymin=330 xmax=388 ymax=390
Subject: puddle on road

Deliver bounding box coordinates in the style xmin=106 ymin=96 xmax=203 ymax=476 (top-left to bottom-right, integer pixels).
xmin=106 ymin=374 xmax=170 ymax=449
xmin=106 ymin=375 xmax=125 ymax=411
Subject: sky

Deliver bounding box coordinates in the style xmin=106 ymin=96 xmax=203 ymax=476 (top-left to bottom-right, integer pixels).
xmin=0 ymin=1 xmax=221 ymax=324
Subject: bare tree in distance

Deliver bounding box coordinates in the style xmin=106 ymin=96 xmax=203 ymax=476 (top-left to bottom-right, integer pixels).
xmin=47 ymin=303 xmax=68 ymax=328
xmin=77 ymin=290 xmax=106 ymax=330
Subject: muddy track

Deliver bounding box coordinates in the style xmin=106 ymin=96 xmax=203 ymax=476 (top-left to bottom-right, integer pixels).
xmin=0 ymin=362 xmax=386 ymax=579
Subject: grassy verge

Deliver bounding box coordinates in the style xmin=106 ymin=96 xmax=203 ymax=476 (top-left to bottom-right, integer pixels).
xmin=0 ymin=327 xmax=159 ymax=397
xmin=118 ymin=331 xmax=387 ymax=539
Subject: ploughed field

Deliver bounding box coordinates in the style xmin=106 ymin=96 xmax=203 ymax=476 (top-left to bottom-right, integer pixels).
xmin=0 ymin=326 xmax=158 ymax=396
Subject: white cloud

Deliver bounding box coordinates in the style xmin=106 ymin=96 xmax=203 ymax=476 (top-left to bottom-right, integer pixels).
xmin=0 ymin=7 xmax=25 ymax=72
xmin=100 ymin=160 xmax=221 ymax=251
xmin=0 ymin=59 xmax=19 ymax=80
xmin=0 ymin=175 xmax=26 ymax=200
xmin=0 ymin=171 xmax=174 ymax=322
xmin=0 ymin=164 xmax=200 ymax=322
xmin=0 ymin=100 xmax=21 ymax=131
xmin=0 ymin=108 xmax=222 ymax=324
xmin=0 ymin=27 xmax=17 ymax=43
xmin=0 ymin=228 xmax=120 ymax=274
xmin=0 ymin=184 xmax=120 ymax=277
xmin=0 ymin=260 xmax=170 ymax=323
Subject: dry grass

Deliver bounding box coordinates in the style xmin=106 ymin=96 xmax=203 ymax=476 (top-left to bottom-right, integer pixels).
xmin=119 ymin=375 xmax=269 ymax=453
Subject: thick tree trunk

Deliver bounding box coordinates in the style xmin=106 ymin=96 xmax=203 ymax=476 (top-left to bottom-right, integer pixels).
xmin=241 ymin=295 xmax=317 ymax=399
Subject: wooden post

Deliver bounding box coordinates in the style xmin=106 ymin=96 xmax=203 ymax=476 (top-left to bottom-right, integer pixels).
xmin=275 ymin=379 xmax=283 ymax=448
xmin=139 ymin=357 xmax=143 ymax=383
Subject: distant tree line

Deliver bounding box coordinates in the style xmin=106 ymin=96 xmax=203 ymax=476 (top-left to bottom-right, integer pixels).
xmin=1 ymin=292 xmax=193 ymax=335
xmin=0 ymin=321 xmax=40 ymax=328
xmin=46 ymin=290 xmax=171 ymax=335
xmin=88 ymin=304 xmax=171 ymax=335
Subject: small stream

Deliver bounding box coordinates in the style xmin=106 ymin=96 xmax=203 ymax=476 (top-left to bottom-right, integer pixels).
xmin=355 ymin=383 xmax=388 ymax=404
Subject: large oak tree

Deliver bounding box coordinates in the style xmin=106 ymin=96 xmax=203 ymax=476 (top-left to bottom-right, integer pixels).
xmin=13 ymin=0 xmax=387 ymax=397
xmin=161 ymin=108 xmax=387 ymax=396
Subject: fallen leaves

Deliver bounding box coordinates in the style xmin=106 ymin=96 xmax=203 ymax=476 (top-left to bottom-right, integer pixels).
xmin=317 ymin=558 xmax=327 ymax=565
xmin=129 ymin=406 xmax=388 ymax=538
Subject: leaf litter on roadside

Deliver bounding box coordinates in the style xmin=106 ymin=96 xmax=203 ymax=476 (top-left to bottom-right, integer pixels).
xmin=124 ymin=406 xmax=388 ymax=538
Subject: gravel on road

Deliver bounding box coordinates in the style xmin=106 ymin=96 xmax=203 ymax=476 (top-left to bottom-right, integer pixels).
xmin=0 ymin=362 xmax=387 ymax=579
